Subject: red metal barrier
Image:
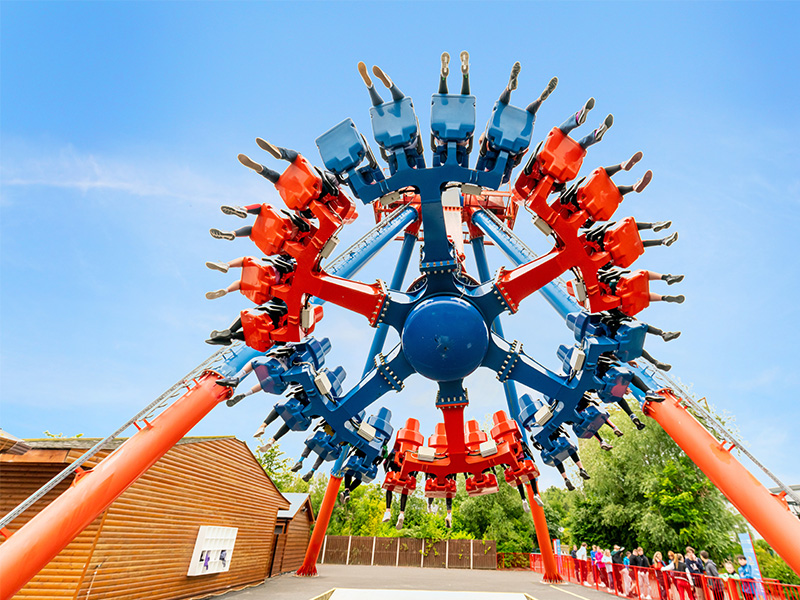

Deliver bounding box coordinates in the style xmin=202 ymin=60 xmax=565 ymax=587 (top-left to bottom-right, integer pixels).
xmin=498 ymin=554 xmax=800 ymax=600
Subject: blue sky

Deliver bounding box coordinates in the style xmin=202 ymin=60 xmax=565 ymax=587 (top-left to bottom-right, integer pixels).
xmin=1 ymin=2 xmax=798 ymax=495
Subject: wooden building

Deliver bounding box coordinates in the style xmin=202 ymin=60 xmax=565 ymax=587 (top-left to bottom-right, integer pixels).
xmin=0 ymin=436 xmax=292 ymax=600
xmin=271 ymin=493 xmax=315 ymax=576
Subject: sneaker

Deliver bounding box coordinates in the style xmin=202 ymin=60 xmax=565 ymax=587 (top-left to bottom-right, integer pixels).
xmin=205 ymin=261 xmax=229 ymax=273
xmin=253 ymin=424 xmax=267 ymax=438
xmin=440 ymin=52 xmax=450 ymax=78
xmin=622 ymin=151 xmax=643 ymax=171
xmin=302 ymin=470 xmax=314 ymax=483
xmin=652 ymin=220 xmax=672 ymax=232
xmin=226 ymin=394 xmax=245 ymax=407
xmin=290 ymin=461 xmax=303 ymax=473
xmin=539 ymin=76 xmax=558 ymax=104
xmin=633 ymin=170 xmax=653 ymax=193
xmin=210 ymin=228 xmax=235 ymax=241
xmin=460 ymin=51 xmax=469 ymax=75
xmin=645 ymin=392 xmax=665 ymax=403
xmin=565 ymin=479 xmax=575 ymax=491
xmin=382 ymin=508 xmax=391 ymax=523
xmin=631 ymin=416 xmax=646 ymax=431
xmin=594 ymin=114 xmax=614 ymax=143
xmin=577 ymin=97 xmax=596 ymax=126
xmin=205 ymin=336 xmax=232 ymax=346
xmin=663 ymin=294 xmax=685 ymax=304
xmin=215 ymin=377 xmax=239 ymax=388
xmin=662 ymin=232 xmax=679 ymax=247
xmin=395 ymin=512 xmax=404 ymax=530
xmin=371 ymin=65 xmax=392 ymax=89
xmin=445 ymin=514 xmax=452 ymax=529
xmin=508 ymin=61 xmax=521 ymax=91
xmin=342 ymin=490 xmax=351 ymax=505
xmin=614 ymin=429 xmax=624 ymax=437
xmin=600 ymin=440 xmax=613 ymax=451
xmin=579 ymin=468 xmax=591 ymax=480
xmin=522 ymin=499 xmax=530 ymax=512
xmin=256 ymin=138 xmax=282 ymax=160
xmin=220 ymin=205 xmax=248 ymax=219
xmin=583 ymin=582 xmax=592 ymax=587
xmin=205 ymin=289 xmax=228 ymax=300
xmin=663 ymin=274 xmax=685 ymax=285
xmin=534 ymin=494 xmax=544 ymax=507
xmin=661 ymin=330 xmax=681 ymax=342
xmin=257 ymin=439 xmax=275 ymax=453
xmin=357 ymin=61 xmax=372 ymax=87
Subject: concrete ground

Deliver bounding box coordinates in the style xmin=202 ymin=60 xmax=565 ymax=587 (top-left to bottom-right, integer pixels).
xmin=214 ymin=564 xmax=615 ymax=600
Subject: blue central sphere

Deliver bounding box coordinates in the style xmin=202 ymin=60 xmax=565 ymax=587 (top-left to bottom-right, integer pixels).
xmin=401 ymin=296 xmax=489 ymax=382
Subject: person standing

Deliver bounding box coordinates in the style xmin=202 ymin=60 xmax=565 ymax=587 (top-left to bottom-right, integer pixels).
xmin=685 ymin=547 xmax=705 ymax=598
xmin=635 ymin=547 xmax=653 ymax=599
xmin=662 ymin=553 xmax=695 ymax=600
xmin=576 ymin=543 xmax=590 ymax=586
xmin=652 ymin=552 xmax=669 ymax=600
xmin=737 ymin=555 xmax=756 ymax=600
xmin=700 ymin=550 xmax=724 ymax=600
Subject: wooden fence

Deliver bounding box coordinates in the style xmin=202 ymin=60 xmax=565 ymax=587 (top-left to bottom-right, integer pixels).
xmin=319 ymin=536 xmax=497 ymax=569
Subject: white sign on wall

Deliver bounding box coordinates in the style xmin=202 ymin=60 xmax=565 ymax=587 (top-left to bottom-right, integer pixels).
xmin=187 ymin=526 xmax=238 ymax=576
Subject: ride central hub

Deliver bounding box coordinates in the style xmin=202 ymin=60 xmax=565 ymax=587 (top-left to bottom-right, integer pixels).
xmin=401 ymin=296 xmax=489 ymax=382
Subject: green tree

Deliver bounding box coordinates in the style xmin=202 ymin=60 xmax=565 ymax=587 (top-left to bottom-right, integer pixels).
xmin=565 ymin=404 xmax=746 ymax=558
xmin=754 ymin=539 xmax=800 ymax=585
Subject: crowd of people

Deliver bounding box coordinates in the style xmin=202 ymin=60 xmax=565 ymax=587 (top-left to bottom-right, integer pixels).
xmin=569 ymin=543 xmax=758 ymax=600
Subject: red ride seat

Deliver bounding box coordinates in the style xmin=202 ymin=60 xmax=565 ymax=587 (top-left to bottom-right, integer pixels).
xmin=536 ymin=127 xmax=587 ymax=183
xmin=615 ymin=270 xmax=650 ymax=317
xmin=275 ymin=156 xmax=324 ymax=212
xmin=428 ymin=423 xmax=448 ymax=451
xmin=490 ymin=410 xmax=523 ymax=455
xmin=239 ymin=258 xmax=281 ymax=305
xmin=250 ymin=205 xmax=298 ymax=256
xmin=577 ymin=168 xmax=623 ymax=222
xmin=465 ymin=472 xmax=499 ymax=497
xmin=240 ymin=309 xmax=277 ymax=352
xmin=424 ymin=476 xmax=457 ymax=499
xmin=464 ymin=419 xmax=488 ymax=453
xmin=504 ymin=459 xmax=540 ymax=486
xmin=604 ymin=217 xmax=644 ymax=268
xmin=382 ymin=470 xmax=417 ymax=494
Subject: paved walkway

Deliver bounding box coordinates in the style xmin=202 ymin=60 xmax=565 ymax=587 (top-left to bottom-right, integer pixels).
xmin=214 ymin=564 xmax=615 ymax=600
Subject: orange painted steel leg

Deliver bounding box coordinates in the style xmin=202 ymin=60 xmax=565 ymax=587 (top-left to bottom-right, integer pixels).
xmin=526 ymin=483 xmax=562 ymax=583
xmin=296 ymin=472 xmax=342 ymax=576
xmin=645 ymin=391 xmax=800 ymax=577
xmin=0 ymin=373 xmax=231 ymax=600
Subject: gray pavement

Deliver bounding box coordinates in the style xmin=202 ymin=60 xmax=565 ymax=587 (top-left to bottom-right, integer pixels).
xmin=213 ymin=564 xmax=615 ymax=600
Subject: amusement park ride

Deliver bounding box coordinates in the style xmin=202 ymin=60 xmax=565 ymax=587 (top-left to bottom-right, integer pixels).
xmin=1 ymin=55 xmax=799 ymax=598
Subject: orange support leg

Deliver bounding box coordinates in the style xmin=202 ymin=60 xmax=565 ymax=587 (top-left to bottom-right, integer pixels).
xmin=526 ymin=483 xmax=562 ymax=583
xmin=0 ymin=373 xmax=232 ymax=600
xmin=646 ymin=391 xmax=800 ymax=576
xmin=296 ymin=472 xmax=342 ymax=576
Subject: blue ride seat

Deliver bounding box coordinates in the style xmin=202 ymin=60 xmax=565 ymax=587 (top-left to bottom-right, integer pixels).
xmin=370 ymin=97 xmax=419 ymax=150
xmin=431 ymin=94 xmax=476 ymax=142
xmin=252 ymin=356 xmax=291 ymax=395
xmin=293 ymin=336 xmax=332 ymax=371
xmin=344 ymin=453 xmax=379 ymax=484
xmin=613 ymin=322 xmax=647 ymax=362
xmin=305 ymin=429 xmax=342 ymax=461
xmin=366 ymin=407 xmax=394 ymax=442
xmin=597 ymin=366 xmax=633 ymax=403
xmin=540 ymin=436 xmax=576 ymax=467
xmin=316 ymin=119 xmax=366 ymax=174
xmin=370 ymin=97 xmax=425 ymax=173
xmin=571 ymin=405 xmax=610 ymax=439
xmin=316 ymin=365 xmax=347 ymax=398
xmin=518 ymin=393 xmax=545 ymax=428
xmin=431 ymin=94 xmax=476 ymax=168
xmin=275 ymin=397 xmax=313 ymax=431
xmin=484 ymin=101 xmax=534 ymax=155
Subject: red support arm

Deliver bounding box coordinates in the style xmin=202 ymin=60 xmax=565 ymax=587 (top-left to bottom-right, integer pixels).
xmin=296 ymin=473 xmax=342 ymax=576
xmin=645 ymin=391 xmax=800 ymax=576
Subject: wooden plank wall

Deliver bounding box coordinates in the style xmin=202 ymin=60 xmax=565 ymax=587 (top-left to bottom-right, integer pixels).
xmin=1 ymin=462 xmax=104 ymax=600
xmin=1 ymin=438 xmax=289 ymax=600
xmin=73 ymin=438 xmax=287 ymax=600
xmin=279 ymin=507 xmax=312 ymax=573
